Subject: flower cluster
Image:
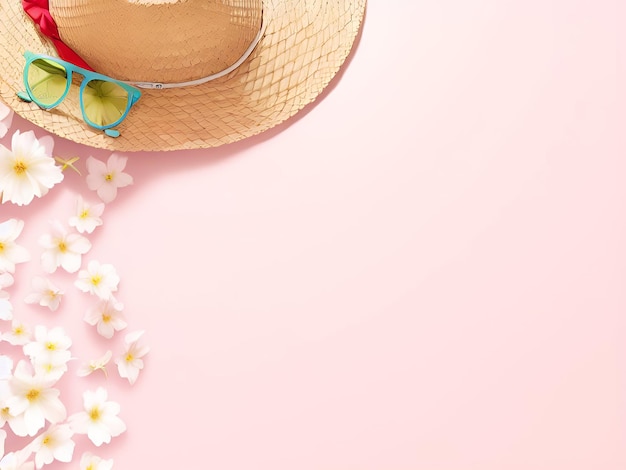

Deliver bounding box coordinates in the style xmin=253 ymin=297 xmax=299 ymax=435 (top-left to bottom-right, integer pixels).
xmin=0 ymin=119 xmax=147 ymax=468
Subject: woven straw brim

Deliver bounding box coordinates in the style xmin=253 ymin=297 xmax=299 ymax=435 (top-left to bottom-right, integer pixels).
xmin=0 ymin=0 xmax=366 ymax=151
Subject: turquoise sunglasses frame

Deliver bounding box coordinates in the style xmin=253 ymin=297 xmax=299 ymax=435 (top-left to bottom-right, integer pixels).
xmin=18 ymin=51 xmax=142 ymax=137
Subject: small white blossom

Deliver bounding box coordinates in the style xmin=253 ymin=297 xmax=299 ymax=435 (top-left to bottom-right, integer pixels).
xmin=23 ymin=326 xmax=72 ymax=379
xmin=0 ymin=130 xmax=63 ymax=206
xmin=30 ymin=423 xmax=75 ymax=469
xmin=116 ymin=330 xmax=149 ymax=385
xmin=69 ymin=387 xmax=126 ymax=446
xmin=0 ymin=219 xmax=30 ymax=273
xmin=77 ymin=351 xmax=112 ymax=378
xmin=39 ymin=220 xmax=91 ymax=274
xmin=1 ymin=320 xmax=32 ymax=345
xmin=86 ymin=154 xmax=133 ymax=203
xmin=24 ymin=277 xmax=64 ymax=312
xmin=79 ymin=452 xmax=113 ymax=470
xmin=69 ymin=195 xmax=104 ymax=234
xmin=6 ymin=361 xmax=66 ymax=436
xmin=0 ymin=102 xmax=14 ymax=138
xmin=75 ymin=261 xmax=119 ymax=299
xmin=84 ymin=299 xmax=127 ymax=339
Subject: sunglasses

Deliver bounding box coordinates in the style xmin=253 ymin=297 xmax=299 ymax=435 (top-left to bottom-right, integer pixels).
xmin=17 ymin=51 xmax=141 ymax=138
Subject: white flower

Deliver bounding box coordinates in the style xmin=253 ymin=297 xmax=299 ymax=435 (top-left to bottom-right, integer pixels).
xmin=69 ymin=387 xmax=126 ymax=446
xmin=6 ymin=361 xmax=66 ymax=436
xmin=84 ymin=299 xmax=127 ymax=339
xmin=69 ymin=195 xmax=104 ymax=234
xmin=39 ymin=220 xmax=91 ymax=274
xmin=24 ymin=277 xmax=64 ymax=312
xmin=0 ymin=130 xmax=63 ymax=206
xmin=0 ymin=102 xmax=14 ymax=138
xmin=79 ymin=452 xmax=113 ymax=470
xmin=23 ymin=326 xmax=72 ymax=378
xmin=0 ymin=219 xmax=30 ymax=273
xmin=0 ymin=269 xmax=15 ymax=321
xmin=1 ymin=320 xmax=32 ymax=345
xmin=116 ymin=330 xmax=149 ymax=385
xmin=75 ymin=261 xmax=119 ymax=300
xmin=30 ymin=423 xmax=74 ymax=469
xmin=86 ymin=154 xmax=133 ymax=203
xmin=77 ymin=351 xmax=112 ymax=378
xmin=0 ymin=448 xmax=35 ymax=470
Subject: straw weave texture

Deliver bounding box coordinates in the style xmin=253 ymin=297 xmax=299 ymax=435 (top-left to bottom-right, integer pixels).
xmin=0 ymin=0 xmax=366 ymax=151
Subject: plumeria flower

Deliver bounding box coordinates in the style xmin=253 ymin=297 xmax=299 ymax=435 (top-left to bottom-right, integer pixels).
xmin=75 ymin=261 xmax=119 ymax=300
xmin=84 ymin=299 xmax=127 ymax=339
xmin=86 ymin=154 xmax=133 ymax=203
xmin=0 ymin=219 xmax=30 ymax=273
xmin=29 ymin=423 xmax=75 ymax=469
xmin=23 ymin=326 xmax=72 ymax=372
xmin=69 ymin=387 xmax=126 ymax=446
xmin=69 ymin=195 xmax=104 ymax=234
xmin=79 ymin=452 xmax=113 ymax=470
xmin=0 ymin=102 xmax=14 ymax=138
xmin=1 ymin=320 xmax=32 ymax=345
xmin=0 ymin=130 xmax=63 ymax=206
xmin=6 ymin=360 xmax=66 ymax=436
xmin=24 ymin=277 xmax=64 ymax=312
xmin=77 ymin=351 xmax=112 ymax=378
xmin=116 ymin=330 xmax=149 ymax=385
xmin=39 ymin=220 xmax=91 ymax=274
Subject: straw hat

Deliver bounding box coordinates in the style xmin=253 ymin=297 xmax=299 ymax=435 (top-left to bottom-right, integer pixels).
xmin=0 ymin=0 xmax=366 ymax=151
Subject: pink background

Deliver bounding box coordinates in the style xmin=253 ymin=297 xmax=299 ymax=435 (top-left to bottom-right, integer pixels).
xmin=2 ymin=0 xmax=626 ymax=468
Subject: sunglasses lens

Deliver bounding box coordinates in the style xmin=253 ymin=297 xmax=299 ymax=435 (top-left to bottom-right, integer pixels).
xmin=82 ymin=80 xmax=130 ymax=127
xmin=27 ymin=58 xmax=69 ymax=107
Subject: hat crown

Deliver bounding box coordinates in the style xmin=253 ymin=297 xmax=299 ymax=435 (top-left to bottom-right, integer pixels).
xmin=49 ymin=0 xmax=264 ymax=82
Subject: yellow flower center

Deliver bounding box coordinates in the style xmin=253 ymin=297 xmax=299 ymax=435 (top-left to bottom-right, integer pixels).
xmin=105 ymin=173 xmax=114 ymax=181
xmin=13 ymin=160 xmax=27 ymax=175
xmin=102 ymin=314 xmax=111 ymax=323
xmin=42 ymin=435 xmax=51 ymax=446
xmin=1 ymin=407 xmax=10 ymax=418
xmin=125 ymin=353 xmax=134 ymax=363
xmin=86 ymin=465 xmax=94 ymax=470
xmin=80 ymin=209 xmax=90 ymax=219
xmin=0 ymin=242 xmax=4 ymax=253
xmin=89 ymin=406 xmax=101 ymax=421
xmin=14 ymin=326 xmax=24 ymax=335
xmin=46 ymin=342 xmax=57 ymax=350
xmin=91 ymin=275 xmax=102 ymax=286
xmin=58 ymin=241 xmax=67 ymax=253
xmin=26 ymin=389 xmax=40 ymax=401
xmin=47 ymin=290 xmax=58 ymax=299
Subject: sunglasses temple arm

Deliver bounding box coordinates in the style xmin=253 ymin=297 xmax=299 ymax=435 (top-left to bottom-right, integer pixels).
xmin=16 ymin=91 xmax=32 ymax=102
